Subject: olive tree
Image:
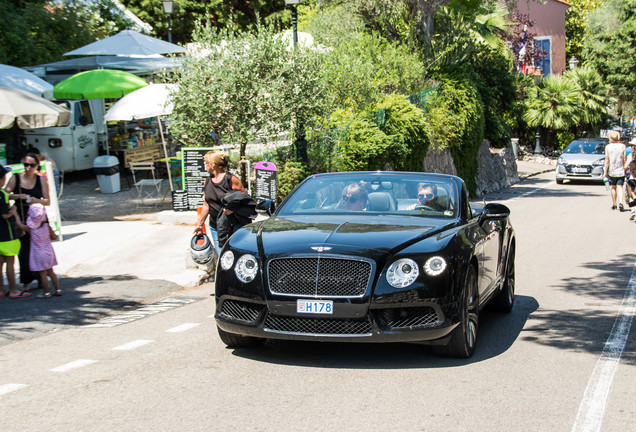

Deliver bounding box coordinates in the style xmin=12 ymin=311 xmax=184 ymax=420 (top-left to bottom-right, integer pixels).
xmin=168 ymin=22 xmax=329 ymax=184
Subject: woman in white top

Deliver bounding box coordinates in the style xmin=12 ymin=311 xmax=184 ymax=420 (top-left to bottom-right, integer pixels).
xmin=603 ymin=130 xmax=628 ymax=211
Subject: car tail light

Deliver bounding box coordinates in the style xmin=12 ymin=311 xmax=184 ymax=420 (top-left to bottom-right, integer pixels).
xmin=48 ymin=139 xmax=62 ymax=148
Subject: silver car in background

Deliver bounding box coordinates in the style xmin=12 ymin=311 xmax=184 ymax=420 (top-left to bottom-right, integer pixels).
xmin=555 ymin=138 xmax=608 ymax=184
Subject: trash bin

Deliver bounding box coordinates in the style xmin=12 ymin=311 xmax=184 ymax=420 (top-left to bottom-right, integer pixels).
xmin=93 ymin=155 xmax=120 ymax=193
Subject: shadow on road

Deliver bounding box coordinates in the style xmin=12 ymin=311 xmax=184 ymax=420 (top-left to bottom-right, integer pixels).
xmin=227 ymin=295 xmax=538 ymax=369
xmin=521 ymin=253 xmax=636 ymax=366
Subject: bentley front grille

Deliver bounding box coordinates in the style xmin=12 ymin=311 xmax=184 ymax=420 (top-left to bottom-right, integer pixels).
xmin=264 ymin=314 xmax=373 ymax=336
xmin=219 ymin=300 xmax=264 ymax=324
xmin=268 ymin=257 xmax=372 ymax=297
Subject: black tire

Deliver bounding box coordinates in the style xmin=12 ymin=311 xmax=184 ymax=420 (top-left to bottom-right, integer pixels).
xmin=490 ymin=244 xmax=515 ymax=313
xmin=217 ymin=326 xmax=265 ymax=348
xmin=434 ymin=266 xmax=479 ymax=358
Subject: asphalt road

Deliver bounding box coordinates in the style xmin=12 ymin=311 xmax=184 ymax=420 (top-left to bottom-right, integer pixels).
xmin=1 ymin=170 xmax=634 ymax=432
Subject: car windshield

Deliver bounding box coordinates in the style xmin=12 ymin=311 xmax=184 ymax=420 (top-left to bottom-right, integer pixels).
xmin=278 ymin=173 xmax=460 ymax=219
xmin=564 ymin=141 xmax=606 ymax=154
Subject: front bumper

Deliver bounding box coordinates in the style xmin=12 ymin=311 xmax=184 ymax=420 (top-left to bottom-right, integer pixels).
xmin=556 ymin=164 xmax=604 ymax=182
xmin=215 ymin=296 xmax=457 ymax=344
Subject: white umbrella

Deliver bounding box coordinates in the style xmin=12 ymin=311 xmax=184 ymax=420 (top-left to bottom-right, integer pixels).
xmin=0 ymin=64 xmax=53 ymax=97
xmin=104 ymin=83 xmax=174 ymax=121
xmin=64 ymin=30 xmax=186 ymax=57
xmin=0 ymin=85 xmax=70 ymax=129
xmin=104 ymin=83 xmax=176 ymax=190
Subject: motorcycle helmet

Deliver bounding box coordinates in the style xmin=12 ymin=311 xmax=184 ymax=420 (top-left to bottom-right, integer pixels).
xmin=190 ymin=234 xmax=214 ymax=265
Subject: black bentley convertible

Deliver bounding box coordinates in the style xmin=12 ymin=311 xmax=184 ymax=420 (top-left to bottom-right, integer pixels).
xmin=214 ymin=171 xmax=515 ymax=358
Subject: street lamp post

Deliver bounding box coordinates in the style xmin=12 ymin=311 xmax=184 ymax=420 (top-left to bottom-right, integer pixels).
xmin=534 ymin=129 xmax=542 ymax=155
xmin=285 ymin=0 xmax=304 ymax=50
xmin=284 ymin=0 xmax=306 ymax=161
xmin=162 ymin=1 xmax=174 ymax=43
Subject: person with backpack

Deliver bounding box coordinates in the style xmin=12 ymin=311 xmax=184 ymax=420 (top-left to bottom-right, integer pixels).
xmin=193 ymin=151 xmax=247 ymax=253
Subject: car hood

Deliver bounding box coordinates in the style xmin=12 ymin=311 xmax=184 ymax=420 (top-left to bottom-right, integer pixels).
xmin=254 ymin=215 xmax=456 ymax=259
xmin=559 ymin=153 xmax=604 ymax=164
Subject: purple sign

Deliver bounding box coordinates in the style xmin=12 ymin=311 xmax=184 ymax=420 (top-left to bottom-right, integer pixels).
xmin=255 ymin=161 xmax=277 ymax=201
xmin=254 ymin=161 xmax=277 ymax=171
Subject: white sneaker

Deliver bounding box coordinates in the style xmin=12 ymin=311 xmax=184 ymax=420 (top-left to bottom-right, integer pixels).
xmin=631 ymin=212 xmax=636 ymax=221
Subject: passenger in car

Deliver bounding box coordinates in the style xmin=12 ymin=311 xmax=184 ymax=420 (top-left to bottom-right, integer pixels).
xmin=340 ymin=182 xmax=367 ymax=211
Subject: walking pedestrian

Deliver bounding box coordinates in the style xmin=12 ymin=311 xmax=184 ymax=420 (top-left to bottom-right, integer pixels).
xmin=193 ymin=151 xmax=246 ymax=253
xmin=627 ymin=160 xmax=636 ymax=221
xmin=603 ymin=131 xmax=628 ymax=211
xmin=0 ymin=164 xmax=30 ymax=299
xmin=4 ymin=152 xmax=50 ymax=290
xmin=26 ymin=203 xmax=60 ymax=299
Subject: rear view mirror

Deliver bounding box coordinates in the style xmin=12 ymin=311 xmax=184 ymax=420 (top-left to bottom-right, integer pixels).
xmin=256 ymin=199 xmax=275 ymax=216
xmin=478 ymin=203 xmax=510 ymax=224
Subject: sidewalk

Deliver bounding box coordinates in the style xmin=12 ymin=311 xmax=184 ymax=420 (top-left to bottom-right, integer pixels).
xmin=55 ymin=219 xmax=208 ymax=288
xmin=516 ymin=156 xmax=556 ymax=179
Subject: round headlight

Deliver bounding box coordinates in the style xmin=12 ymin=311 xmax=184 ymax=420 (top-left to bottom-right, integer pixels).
xmin=235 ymin=254 xmax=258 ymax=283
xmin=220 ymin=251 xmax=235 ymax=270
xmin=386 ymin=258 xmax=419 ymax=288
xmin=424 ymin=256 xmax=447 ymax=276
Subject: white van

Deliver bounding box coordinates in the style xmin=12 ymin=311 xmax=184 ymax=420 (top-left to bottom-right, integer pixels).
xmin=20 ymin=99 xmax=107 ymax=172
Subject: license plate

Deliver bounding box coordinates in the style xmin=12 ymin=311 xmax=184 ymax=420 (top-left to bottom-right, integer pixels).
xmin=297 ymin=299 xmax=333 ymax=314
xmin=572 ymin=167 xmax=588 ymax=173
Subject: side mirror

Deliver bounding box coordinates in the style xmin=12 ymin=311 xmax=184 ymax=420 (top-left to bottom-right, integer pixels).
xmin=478 ymin=203 xmax=510 ymax=224
xmin=256 ymin=199 xmax=275 ymax=216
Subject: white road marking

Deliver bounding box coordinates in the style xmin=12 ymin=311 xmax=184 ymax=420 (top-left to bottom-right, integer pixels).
xmin=572 ymin=261 xmax=636 ymax=432
xmin=0 ymin=383 xmax=28 ymax=396
xmin=111 ymin=339 xmax=154 ymax=351
xmin=85 ymin=297 xmax=198 ymax=328
xmin=165 ymin=323 xmax=201 ymax=333
xmin=50 ymin=359 xmax=98 ymax=373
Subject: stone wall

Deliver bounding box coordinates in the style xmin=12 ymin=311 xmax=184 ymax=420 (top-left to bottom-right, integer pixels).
xmin=424 ymin=147 xmax=457 ymax=175
xmin=475 ymin=140 xmax=519 ymax=196
xmin=423 ymin=140 xmax=519 ymax=197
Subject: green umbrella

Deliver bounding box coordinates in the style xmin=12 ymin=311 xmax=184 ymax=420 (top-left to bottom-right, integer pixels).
xmin=53 ymin=69 xmax=148 ymax=100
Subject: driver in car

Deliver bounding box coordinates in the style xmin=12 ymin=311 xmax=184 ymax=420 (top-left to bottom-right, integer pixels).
xmin=408 ymin=182 xmax=446 ymax=211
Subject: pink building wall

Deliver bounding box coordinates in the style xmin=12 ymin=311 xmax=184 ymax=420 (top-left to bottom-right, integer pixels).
xmin=515 ymin=0 xmax=571 ymax=75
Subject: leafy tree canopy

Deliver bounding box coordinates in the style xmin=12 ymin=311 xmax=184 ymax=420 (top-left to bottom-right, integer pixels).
xmin=0 ymin=0 xmax=133 ymax=66
xmin=565 ymin=0 xmax=605 ymax=64
xmin=121 ymin=0 xmax=288 ymax=44
xmin=168 ymin=22 xmax=329 ymax=171
xmin=586 ymin=0 xmax=636 ymax=111
xmin=305 ymin=6 xmax=427 ymax=112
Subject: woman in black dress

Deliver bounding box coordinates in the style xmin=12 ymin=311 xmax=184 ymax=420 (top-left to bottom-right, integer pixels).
xmin=5 ymin=153 xmax=50 ymax=289
xmin=193 ymin=151 xmax=245 ymax=252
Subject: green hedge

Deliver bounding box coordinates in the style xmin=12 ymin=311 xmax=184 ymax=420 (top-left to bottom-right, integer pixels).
xmin=329 ymin=94 xmax=430 ymax=172
xmin=426 ymin=76 xmax=485 ymax=195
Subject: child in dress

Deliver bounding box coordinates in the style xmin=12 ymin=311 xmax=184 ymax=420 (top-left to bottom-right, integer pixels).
xmin=0 ymin=164 xmax=31 ymax=299
xmin=26 ymin=203 xmax=60 ymax=298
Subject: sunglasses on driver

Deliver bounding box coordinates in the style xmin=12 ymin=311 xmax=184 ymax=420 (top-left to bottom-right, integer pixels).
xmin=418 ymin=193 xmax=434 ymax=200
